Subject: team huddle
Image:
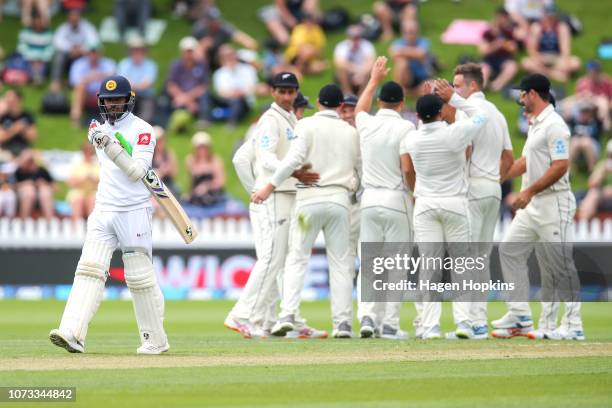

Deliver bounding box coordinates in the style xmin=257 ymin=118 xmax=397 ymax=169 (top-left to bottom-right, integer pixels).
xmin=230 ymin=56 xmax=584 ymax=342
xmin=47 ymin=55 xmax=583 ymax=355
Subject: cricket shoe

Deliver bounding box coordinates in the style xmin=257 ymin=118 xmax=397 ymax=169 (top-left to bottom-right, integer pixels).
xmin=332 ymin=321 xmax=352 ymax=339
xmin=380 ymin=325 xmax=409 ymax=340
xmin=527 ymin=328 xmax=552 ymax=340
xmin=359 ymin=316 xmax=376 ymax=339
xmin=49 ymin=329 xmax=84 ymax=353
xmin=137 ymin=342 xmax=170 ymax=355
xmin=491 ymin=313 xmax=533 ymax=338
xmin=286 ymin=326 xmax=328 ymax=339
xmin=224 ymin=315 xmax=253 ymax=339
xmin=471 ymin=325 xmax=489 ymax=340
xmin=454 ymin=322 xmax=473 ymax=340
xmin=271 ymin=315 xmax=295 ymax=337
xmin=418 ymin=326 xmax=441 ymax=340
xmin=546 ymin=329 xmax=586 ymax=341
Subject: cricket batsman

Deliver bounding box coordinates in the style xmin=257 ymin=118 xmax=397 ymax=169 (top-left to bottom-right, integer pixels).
xmin=49 ymin=75 xmax=169 ymax=355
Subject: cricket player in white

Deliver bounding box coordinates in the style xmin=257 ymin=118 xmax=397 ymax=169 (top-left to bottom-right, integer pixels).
xmin=354 ymin=57 xmax=414 ymax=339
xmin=49 ymin=75 xmax=168 ymax=354
xmin=228 ymin=73 xmax=327 ymax=339
xmin=402 ymin=90 xmax=488 ymax=339
xmin=491 ymin=74 xmax=584 ymax=341
xmin=442 ymin=64 xmax=514 ymax=340
xmin=252 ymin=84 xmax=360 ymax=338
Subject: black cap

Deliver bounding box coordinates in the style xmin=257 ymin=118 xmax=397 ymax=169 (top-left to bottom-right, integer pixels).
xmin=343 ymin=95 xmax=358 ymax=106
xmin=416 ymin=94 xmax=443 ymax=120
xmin=379 ymin=81 xmax=404 ymax=103
xmin=318 ymin=84 xmax=343 ymax=108
xmin=512 ymin=73 xmax=551 ymax=94
xmin=271 ymin=72 xmax=299 ymax=89
xmin=294 ymin=92 xmax=313 ymax=109
xmin=98 ymin=75 xmax=133 ymax=99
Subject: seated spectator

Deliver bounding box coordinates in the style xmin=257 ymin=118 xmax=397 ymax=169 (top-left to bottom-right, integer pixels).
xmin=50 ymin=8 xmax=99 ymax=91
xmin=69 ymin=43 xmax=116 ymax=127
xmin=479 ymin=7 xmax=519 ymax=92
xmin=192 ymin=7 xmax=257 ymax=72
xmin=117 ymin=36 xmax=157 ymax=123
xmin=0 ymin=89 xmax=37 ymax=158
xmin=66 ymin=142 xmax=98 ymax=221
xmin=115 ymin=0 xmax=151 ymax=40
xmin=521 ymin=5 xmax=580 ymax=82
xmin=152 ymin=126 xmax=179 ymax=195
xmin=259 ymin=0 xmax=320 ymax=45
xmin=284 ymin=13 xmax=327 ymax=75
xmin=166 ymin=36 xmax=209 ymax=129
xmin=211 ymin=45 xmax=257 ymax=128
xmin=293 ymin=91 xmax=313 ymax=120
xmin=186 ymin=132 xmax=225 ymax=206
xmin=0 ymin=172 xmax=17 ymax=218
xmin=373 ymin=0 xmax=418 ymax=41
xmin=15 ymin=149 xmax=54 ymax=219
xmin=334 ymin=25 xmax=376 ymax=95
xmin=579 ymin=141 xmax=612 ymax=220
xmin=17 ymin=11 xmax=54 ymax=86
xmin=340 ymin=94 xmax=357 ymax=127
xmin=389 ymin=20 xmax=433 ymax=96
xmin=504 ymin=0 xmax=553 ymax=43
xmin=21 ymin=0 xmax=52 ymax=27
xmin=568 ymin=103 xmax=603 ymax=173
xmin=561 ymin=60 xmax=612 ymax=132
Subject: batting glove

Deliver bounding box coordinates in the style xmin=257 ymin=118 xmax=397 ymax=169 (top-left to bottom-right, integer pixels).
xmin=88 ymin=120 xmax=111 ymax=150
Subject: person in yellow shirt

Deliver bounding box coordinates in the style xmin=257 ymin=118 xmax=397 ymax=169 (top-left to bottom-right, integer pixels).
xmin=284 ymin=14 xmax=327 ymax=75
xmin=66 ymin=142 xmax=100 ymax=221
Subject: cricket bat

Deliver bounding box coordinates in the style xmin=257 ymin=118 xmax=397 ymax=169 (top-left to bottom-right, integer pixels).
xmin=143 ymin=169 xmax=198 ymax=244
xmin=105 ymin=126 xmax=197 ymax=244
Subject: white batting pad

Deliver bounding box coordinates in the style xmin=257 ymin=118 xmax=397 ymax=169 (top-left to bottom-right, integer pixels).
xmin=123 ymin=252 xmax=168 ymax=347
xmin=59 ymin=240 xmax=114 ymax=343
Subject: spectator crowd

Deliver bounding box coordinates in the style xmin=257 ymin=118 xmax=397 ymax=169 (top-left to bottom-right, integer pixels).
xmin=0 ymin=0 xmax=610 ymax=220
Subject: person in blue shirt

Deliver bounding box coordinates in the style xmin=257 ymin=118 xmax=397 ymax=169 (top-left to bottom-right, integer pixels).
xmin=389 ymin=19 xmax=432 ymax=96
xmin=117 ymin=36 xmax=158 ymax=123
xmin=69 ymin=43 xmax=116 ymax=127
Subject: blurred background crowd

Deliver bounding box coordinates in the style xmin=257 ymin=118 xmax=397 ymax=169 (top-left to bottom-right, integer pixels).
xmin=0 ymin=0 xmax=610 ymax=222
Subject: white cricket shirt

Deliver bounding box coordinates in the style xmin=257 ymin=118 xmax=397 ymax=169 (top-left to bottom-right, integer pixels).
xmin=95 ymin=113 xmax=155 ymax=211
xmin=521 ymin=104 xmax=571 ymax=193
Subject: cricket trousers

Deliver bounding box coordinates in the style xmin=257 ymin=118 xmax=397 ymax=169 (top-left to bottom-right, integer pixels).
xmin=454 ymin=178 xmax=501 ymax=327
xmin=231 ymin=192 xmax=295 ymax=329
xmin=357 ymin=189 xmax=413 ymax=330
xmin=280 ymin=191 xmax=353 ymax=328
xmin=500 ymin=191 xmax=582 ymax=332
xmin=413 ymin=196 xmax=472 ymax=336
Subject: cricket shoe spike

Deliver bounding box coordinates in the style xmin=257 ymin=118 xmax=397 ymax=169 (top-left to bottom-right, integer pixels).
xmin=49 ymin=329 xmax=84 ymax=353
xmin=359 ymin=316 xmax=375 ymax=338
xmin=271 ymin=315 xmax=295 ymax=337
xmin=224 ymin=315 xmax=253 ymax=339
xmin=137 ymin=342 xmax=170 ymax=355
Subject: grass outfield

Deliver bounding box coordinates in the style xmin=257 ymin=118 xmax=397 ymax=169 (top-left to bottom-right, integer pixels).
xmin=0 ymin=300 xmax=611 ymax=407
